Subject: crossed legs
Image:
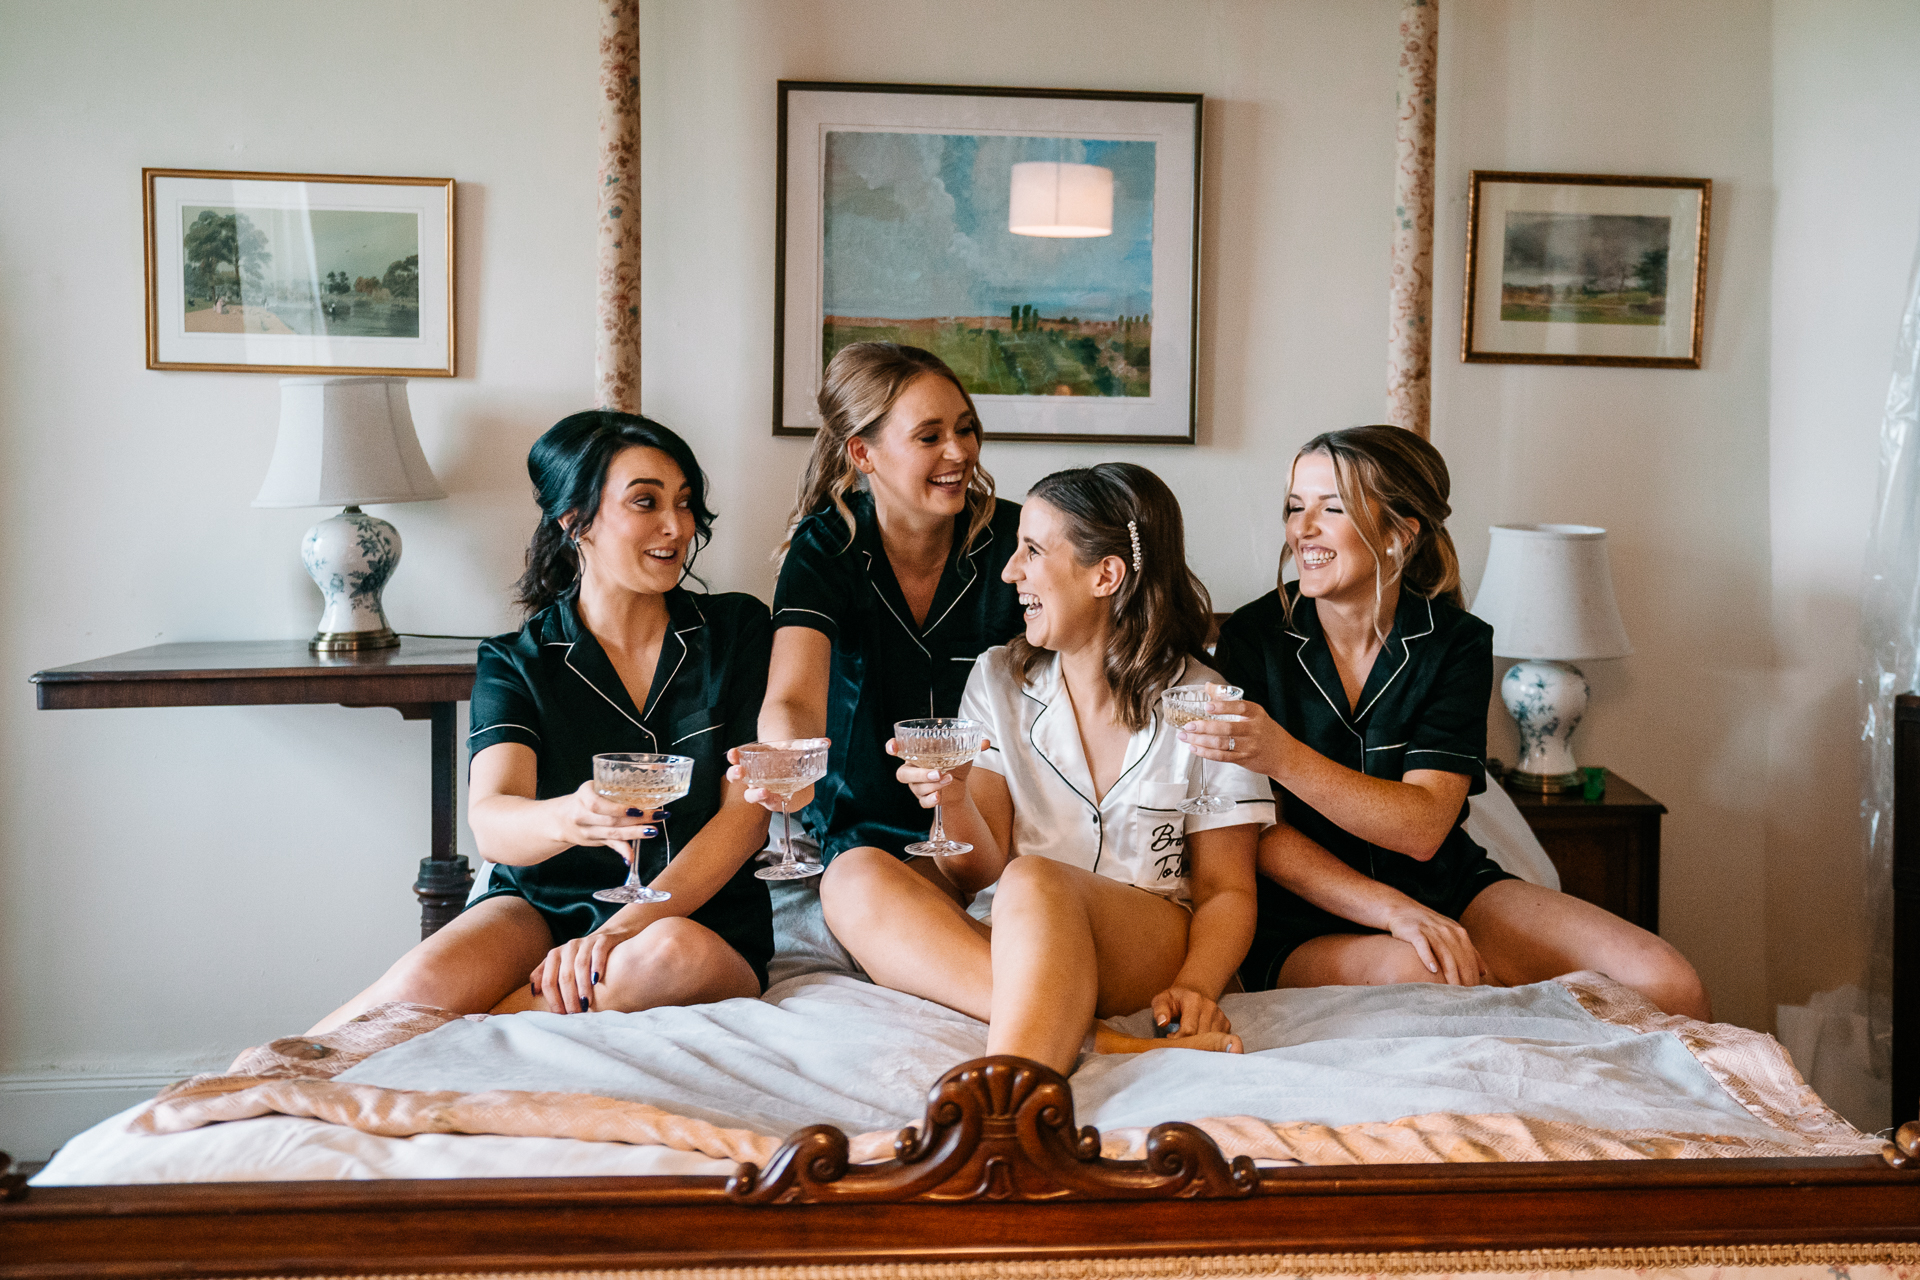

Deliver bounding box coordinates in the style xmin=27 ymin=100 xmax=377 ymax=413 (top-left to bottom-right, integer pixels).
xmin=1276 ymin=879 xmax=1711 ymax=1021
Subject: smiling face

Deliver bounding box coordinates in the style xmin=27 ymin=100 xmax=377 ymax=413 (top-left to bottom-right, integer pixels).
xmin=1001 ymin=497 xmax=1120 ymax=654
xmin=573 ymin=445 xmax=695 ymax=597
xmin=848 ymin=372 xmax=980 ymax=524
xmin=1285 ymin=449 xmax=1409 ymax=607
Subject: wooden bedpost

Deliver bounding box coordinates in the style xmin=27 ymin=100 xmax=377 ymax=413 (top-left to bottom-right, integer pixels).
xmin=1387 ymin=0 xmax=1438 ymax=438
xmin=595 ymin=0 xmax=641 ymax=412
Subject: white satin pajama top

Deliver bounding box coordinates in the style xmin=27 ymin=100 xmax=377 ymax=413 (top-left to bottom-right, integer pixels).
xmin=958 ymin=646 xmax=1275 ymax=920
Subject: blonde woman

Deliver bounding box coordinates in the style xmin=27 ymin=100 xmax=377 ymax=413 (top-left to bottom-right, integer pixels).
xmin=739 ymin=342 xmax=1023 ymax=887
xmin=1189 ymin=426 xmax=1709 ymax=1019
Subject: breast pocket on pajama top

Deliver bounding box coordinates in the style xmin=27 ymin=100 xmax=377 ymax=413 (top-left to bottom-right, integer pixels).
xmin=1138 ymin=780 xmax=1191 ymax=888
xmin=668 ymin=707 xmax=726 ymax=777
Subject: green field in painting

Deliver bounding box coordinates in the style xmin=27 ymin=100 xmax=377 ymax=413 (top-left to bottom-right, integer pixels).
xmin=1500 ymin=289 xmax=1667 ymax=326
xmin=825 ymin=318 xmax=1150 ymax=398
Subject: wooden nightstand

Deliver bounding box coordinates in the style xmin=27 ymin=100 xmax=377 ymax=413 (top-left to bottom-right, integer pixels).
xmin=1499 ymin=768 xmax=1666 ymax=934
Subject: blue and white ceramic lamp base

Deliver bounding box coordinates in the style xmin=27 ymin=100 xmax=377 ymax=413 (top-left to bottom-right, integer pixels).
xmin=303 ymin=506 xmax=402 ymax=653
xmin=1501 ymin=658 xmax=1589 ymax=793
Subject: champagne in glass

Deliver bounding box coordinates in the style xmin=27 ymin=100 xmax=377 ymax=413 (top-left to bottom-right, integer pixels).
xmin=739 ymin=738 xmax=831 ymax=881
xmin=1162 ymin=683 xmax=1244 ymax=816
xmin=894 ymin=717 xmax=986 ymax=857
xmin=591 ymin=752 xmax=694 ymax=904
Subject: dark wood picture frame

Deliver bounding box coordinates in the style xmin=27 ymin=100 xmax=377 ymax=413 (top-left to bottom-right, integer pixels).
xmin=1462 ymin=170 xmax=1710 ymax=369
xmin=773 ymin=81 xmax=1203 ymax=444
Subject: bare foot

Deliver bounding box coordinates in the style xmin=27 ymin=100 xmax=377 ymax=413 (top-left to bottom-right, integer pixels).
xmin=1093 ymin=1025 xmax=1244 ymax=1056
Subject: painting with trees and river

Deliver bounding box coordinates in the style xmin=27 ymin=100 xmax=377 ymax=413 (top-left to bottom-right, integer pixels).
xmin=180 ymin=207 xmax=421 ymax=339
xmin=821 ymin=131 xmax=1155 ymax=398
xmin=1499 ymin=212 xmax=1671 ymax=326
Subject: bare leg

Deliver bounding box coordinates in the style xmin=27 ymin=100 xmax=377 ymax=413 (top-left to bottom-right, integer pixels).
xmin=985 ymin=857 xmax=1198 ymax=1074
xmin=490 ymin=916 xmax=761 ymax=1014
xmin=1276 ymin=931 xmax=1453 ymax=989
xmin=819 ymin=846 xmax=993 ymax=1020
xmin=1461 ymin=879 xmax=1712 ymax=1020
xmin=306 ymin=896 xmax=551 ymax=1034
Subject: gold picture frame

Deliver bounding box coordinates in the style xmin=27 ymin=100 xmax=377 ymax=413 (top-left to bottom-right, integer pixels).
xmin=1462 ymin=170 xmax=1709 ymax=369
xmin=143 ymin=168 xmax=456 ymax=376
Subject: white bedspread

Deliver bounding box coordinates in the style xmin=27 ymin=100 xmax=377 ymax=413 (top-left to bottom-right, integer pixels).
xmin=37 ymin=973 xmax=1845 ymax=1185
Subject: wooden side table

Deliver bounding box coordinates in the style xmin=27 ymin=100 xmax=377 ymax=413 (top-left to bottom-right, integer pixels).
xmin=1501 ymin=768 xmax=1666 ymax=934
xmin=30 ymin=638 xmax=480 ymax=938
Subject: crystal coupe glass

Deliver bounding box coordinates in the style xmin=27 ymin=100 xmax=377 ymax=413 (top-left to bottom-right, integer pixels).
xmin=893 ymin=717 xmax=986 ymax=857
xmin=739 ymin=738 xmax=831 ymax=881
xmin=590 ymin=752 xmax=693 ymax=904
xmin=1160 ymin=684 xmax=1244 ymax=816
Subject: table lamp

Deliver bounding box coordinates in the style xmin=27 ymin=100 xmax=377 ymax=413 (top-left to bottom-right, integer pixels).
xmin=254 ymin=376 xmax=447 ymax=653
xmin=1469 ymin=524 xmax=1632 ymax=793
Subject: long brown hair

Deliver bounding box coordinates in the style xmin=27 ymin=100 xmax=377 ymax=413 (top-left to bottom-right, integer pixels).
xmin=777 ymin=343 xmax=997 ymax=564
xmin=1010 ymin=463 xmax=1213 ymax=732
xmin=1279 ymin=425 xmax=1463 ymax=633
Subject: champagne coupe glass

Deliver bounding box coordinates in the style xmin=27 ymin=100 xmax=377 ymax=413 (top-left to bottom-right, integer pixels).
xmin=1162 ymin=683 xmax=1244 ymax=816
xmin=590 ymin=752 xmax=693 ymax=904
xmin=740 ymin=738 xmax=831 ymax=881
xmin=895 ymin=717 xmax=986 ymax=857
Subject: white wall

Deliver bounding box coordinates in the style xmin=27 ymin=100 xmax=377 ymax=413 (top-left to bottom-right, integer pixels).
xmin=3 ymin=0 xmax=1915 ymax=1158
xmin=1765 ymin=0 xmax=1920 ymax=1023
xmin=1434 ymin=0 xmax=1778 ymax=1028
xmin=0 ymin=0 xmax=600 ymax=1157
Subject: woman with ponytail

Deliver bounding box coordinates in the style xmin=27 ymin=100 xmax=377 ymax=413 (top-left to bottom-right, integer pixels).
xmin=308 ymin=412 xmax=774 ymax=1032
xmin=822 ymin=464 xmax=1274 ymax=1075
xmin=1188 ymin=426 xmax=1709 ymax=1019
xmin=742 ymin=342 xmax=1024 ymax=881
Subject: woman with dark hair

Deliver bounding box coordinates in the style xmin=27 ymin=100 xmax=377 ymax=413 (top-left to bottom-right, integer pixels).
xmin=1186 ymin=426 xmax=1710 ymax=1018
xmin=741 ymin=341 xmax=1024 ymax=881
xmin=308 ymin=411 xmax=774 ymax=1032
xmin=822 ymin=463 xmax=1273 ymax=1075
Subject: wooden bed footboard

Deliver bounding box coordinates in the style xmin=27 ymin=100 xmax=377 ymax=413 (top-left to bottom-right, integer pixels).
xmin=5 ymin=1056 xmax=1919 ymax=1279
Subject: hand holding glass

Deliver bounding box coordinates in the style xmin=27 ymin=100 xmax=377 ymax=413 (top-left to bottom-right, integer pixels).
xmin=739 ymin=738 xmax=830 ymax=881
xmin=1162 ymin=684 xmax=1244 ymax=816
xmin=894 ymin=717 xmax=986 ymax=857
xmin=590 ymin=752 xmax=692 ymax=904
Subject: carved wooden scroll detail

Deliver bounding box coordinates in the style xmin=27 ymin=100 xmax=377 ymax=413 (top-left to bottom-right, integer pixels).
xmin=726 ymin=1055 xmax=1259 ymax=1205
xmin=1886 ymin=1122 xmax=1920 ymax=1169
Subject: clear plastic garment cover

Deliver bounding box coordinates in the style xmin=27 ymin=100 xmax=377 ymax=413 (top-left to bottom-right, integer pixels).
xmin=1861 ymin=239 xmax=1920 ymax=1080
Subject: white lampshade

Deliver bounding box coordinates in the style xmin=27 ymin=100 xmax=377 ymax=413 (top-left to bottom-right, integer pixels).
xmin=1470 ymin=524 xmax=1632 ymax=661
xmin=1008 ymin=161 xmax=1113 ymax=238
xmin=253 ymin=376 xmax=447 ymax=509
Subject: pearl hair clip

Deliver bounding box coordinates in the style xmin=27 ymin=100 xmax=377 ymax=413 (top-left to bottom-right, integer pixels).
xmin=1127 ymin=520 xmax=1143 ymax=573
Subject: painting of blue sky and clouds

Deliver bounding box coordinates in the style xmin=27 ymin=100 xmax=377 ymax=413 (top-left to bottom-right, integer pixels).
xmin=822 ymin=131 xmax=1156 ymax=397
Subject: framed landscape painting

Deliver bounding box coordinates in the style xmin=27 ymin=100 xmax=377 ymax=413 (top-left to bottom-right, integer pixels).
xmin=144 ymin=169 xmax=455 ymax=376
xmin=1462 ymin=171 xmax=1710 ymax=369
xmin=776 ymin=82 xmax=1202 ymax=443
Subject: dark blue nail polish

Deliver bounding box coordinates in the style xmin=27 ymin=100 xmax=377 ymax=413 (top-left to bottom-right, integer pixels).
xmin=591 ymin=971 xmax=599 ymax=985
xmin=580 ymin=996 xmax=589 ymax=1011
xmin=627 ymin=807 xmax=642 ymax=817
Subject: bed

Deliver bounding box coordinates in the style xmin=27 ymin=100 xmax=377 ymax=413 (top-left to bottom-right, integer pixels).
xmin=5 ymin=774 xmax=1920 ymax=1278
